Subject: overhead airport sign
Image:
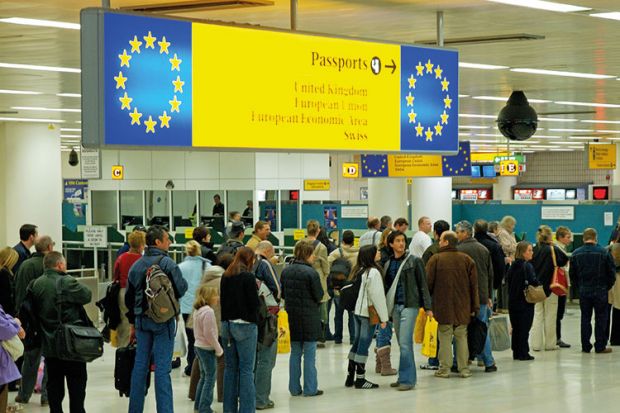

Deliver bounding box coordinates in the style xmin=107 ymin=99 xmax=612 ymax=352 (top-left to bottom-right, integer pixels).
xmin=588 ymin=144 xmax=616 ymax=169
xmin=81 ymin=9 xmax=458 ymax=153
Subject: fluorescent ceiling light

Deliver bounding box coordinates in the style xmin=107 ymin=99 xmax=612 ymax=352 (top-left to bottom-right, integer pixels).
xmin=555 ymin=100 xmax=620 ymax=108
xmin=0 ymin=89 xmax=42 ymax=95
xmin=582 ymin=120 xmax=620 ymax=124
xmin=12 ymin=106 xmax=81 ymax=113
xmin=459 ymin=114 xmax=497 ymax=119
xmin=605 ymin=137 xmax=620 ymax=141
xmin=549 ymin=128 xmax=592 ymax=132
xmin=550 ymin=141 xmax=576 ymax=145
xmin=511 ymin=68 xmax=613 ymax=79
xmin=473 ymin=95 xmax=551 ymax=103
xmin=596 ymin=129 xmax=620 ymax=133
xmin=488 ymin=0 xmax=590 ymax=12
xmin=464 ymin=139 xmax=499 ymax=143
xmin=568 ymin=136 xmax=598 ymax=139
xmin=60 ymin=128 xmax=81 ymax=132
xmin=57 ymin=93 xmax=81 ymax=98
xmin=459 ymin=125 xmax=490 ymax=129
xmin=0 ymin=117 xmax=64 ymax=123
xmin=590 ymin=12 xmax=620 ymax=21
xmin=530 ymin=135 xmax=565 ymax=138
xmin=459 ymin=62 xmax=509 ymax=70
xmin=0 ymin=62 xmax=80 ymax=74
xmin=60 ymin=134 xmax=80 ymax=138
xmin=0 ymin=17 xmax=80 ymax=30
xmin=538 ymin=117 xmax=578 ymax=122
xmin=458 ymin=94 xmax=470 ymax=98
xmin=475 ymin=133 xmax=506 ymax=137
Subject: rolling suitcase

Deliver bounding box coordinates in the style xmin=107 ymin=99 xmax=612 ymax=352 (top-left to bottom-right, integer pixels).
xmin=115 ymin=345 xmax=151 ymax=397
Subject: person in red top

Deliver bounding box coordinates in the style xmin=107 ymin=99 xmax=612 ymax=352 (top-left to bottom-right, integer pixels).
xmin=114 ymin=231 xmax=145 ymax=348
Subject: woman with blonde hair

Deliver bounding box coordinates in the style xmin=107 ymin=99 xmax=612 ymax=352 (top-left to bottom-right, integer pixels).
xmin=378 ymin=228 xmax=393 ymax=266
xmin=179 ymin=240 xmax=211 ymax=376
xmin=530 ymin=225 xmax=568 ymax=351
xmin=0 ymin=247 xmax=19 ymax=316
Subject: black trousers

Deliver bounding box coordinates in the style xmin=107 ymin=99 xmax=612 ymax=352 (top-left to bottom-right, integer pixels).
xmin=509 ymin=306 xmax=534 ymax=359
xmin=46 ymin=357 xmax=87 ymax=413
xmin=556 ymin=294 xmax=567 ymax=341
xmin=610 ymin=307 xmax=620 ymax=346
xmin=182 ymin=313 xmax=196 ymax=372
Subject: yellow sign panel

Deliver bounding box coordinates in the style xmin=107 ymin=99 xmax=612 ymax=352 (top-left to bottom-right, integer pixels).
xmin=589 ymin=144 xmax=616 ymax=169
xmin=293 ymin=229 xmax=306 ymax=241
xmin=353 ymin=237 xmax=360 ymax=247
xmin=471 ymin=152 xmax=510 ymax=163
xmin=388 ymin=154 xmax=442 ymax=177
xmin=184 ymin=228 xmax=194 ymax=239
xmin=500 ymin=160 xmax=519 ymax=176
xmin=111 ymin=165 xmax=124 ymax=180
xmin=342 ymin=163 xmax=359 ymax=178
xmin=304 ymin=180 xmax=330 ymax=191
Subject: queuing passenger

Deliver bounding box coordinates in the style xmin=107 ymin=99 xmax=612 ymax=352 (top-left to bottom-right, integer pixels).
xmin=422 ymin=220 xmax=450 ymax=265
xmin=192 ymin=226 xmax=217 ymax=264
xmin=303 ymin=220 xmax=330 ymax=347
xmin=317 ymin=227 xmax=336 ymax=255
xmin=112 ymin=231 xmax=145 ymax=349
xmin=474 ymin=220 xmax=507 ymax=312
xmin=380 ymin=215 xmax=393 ymax=232
xmin=225 ymin=211 xmax=242 ymax=237
xmin=488 ymin=221 xmax=501 ymax=243
xmin=456 ymin=221 xmax=496 ymax=373
xmin=393 ymin=217 xmax=409 ymax=234
xmin=192 ymin=285 xmax=223 ymax=413
xmin=608 ymin=240 xmax=620 ymax=346
xmin=212 ymin=194 xmax=225 ymax=216
xmin=506 ymin=241 xmax=539 ymax=361
xmin=117 ymin=225 xmax=147 ymax=257
xmin=218 ymin=221 xmax=246 ymax=256
xmin=384 ymin=231 xmax=432 ymax=390
xmin=426 ymin=231 xmax=479 ymax=379
xmin=0 ymin=305 xmax=24 ymax=413
xmin=220 ymin=247 xmax=260 ymax=412
xmin=530 ymin=225 xmax=568 ymax=352
xmin=554 ymin=226 xmax=572 ymax=348
xmin=126 ymin=225 xmax=188 ymax=413
xmin=328 ymin=230 xmax=358 ymax=345
xmin=570 ymin=228 xmax=616 ymax=354
xmin=345 ymin=245 xmax=389 ymax=390
xmin=246 ymin=221 xmax=271 ymax=251
xmin=0 ymin=248 xmax=19 ymax=316
xmin=280 ymin=240 xmax=324 ymax=397
xmin=179 ymin=240 xmax=211 ymax=376
xmin=359 ymin=217 xmax=381 ymax=247
xmin=31 ymin=251 xmax=92 ymax=413
xmin=378 ymin=228 xmax=393 ymax=267
xmin=497 ymin=216 xmax=518 ymax=312
xmin=14 ymin=236 xmax=54 ymax=406
xmin=13 ymin=224 xmax=37 ymax=275
xmin=242 ymin=200 xmax=253 ymax=227
xmin=409 ymin=216 xmax=432 ymax=258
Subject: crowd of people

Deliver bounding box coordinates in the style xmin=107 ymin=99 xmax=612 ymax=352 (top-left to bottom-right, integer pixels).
xmin=1 ymin=214 xmax=620 ymax=412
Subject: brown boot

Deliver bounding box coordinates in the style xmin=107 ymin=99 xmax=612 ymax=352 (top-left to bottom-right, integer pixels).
xmin=377 ymin=346 xmax=397 ymax=376
xmin=374 ymin=348 xmax=382 ymax=374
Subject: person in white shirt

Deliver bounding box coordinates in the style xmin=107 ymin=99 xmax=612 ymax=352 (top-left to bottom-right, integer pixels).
xmin=409 ymin=216 xmax=433 ymax=258
xmin=359 ymin=217 xmax=381 ymax=247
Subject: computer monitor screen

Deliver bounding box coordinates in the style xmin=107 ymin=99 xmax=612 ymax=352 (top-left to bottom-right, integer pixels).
xmin=546 ymin=189 xmax=566 ymax=201
xmin=565 ymin=189 xmax=576 ymax=199
xmin=482 ymin=165 xmax=496 ymax=178
xmin=471 ymin=165 xmax=481 ymax=177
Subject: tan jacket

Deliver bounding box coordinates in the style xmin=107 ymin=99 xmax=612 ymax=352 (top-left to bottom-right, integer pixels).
xmin=328 ymin=245 xmax=359 ymax=269
xmin=497 ymin=227 xmax=517 ymax=259
xmin=245 ymin=234 xmax=261 ymax=251
xmin=303 ymin=238 xmax=330 ymax=302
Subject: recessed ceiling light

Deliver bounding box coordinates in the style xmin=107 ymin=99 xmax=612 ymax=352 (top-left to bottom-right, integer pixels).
xmin=0 ymin=17 xmax=80 ymax=30
xmin=459 ymin=62 xmax=509 ymax=70
xmin=590 ymin=12 xmax=620 ymax=21
xmin=459 ymin=114 xmax=497 ymax=119
xmin=12 ymin=106 xmax=81 ymax=113
xmin=582 ymin=120 xmax=620 ymax=124
xmin=555 ymin=100 xmax=620 ymax=108
xmin=57 ymin=93 xmax=81 ymax=98
xmin=488 ymin=0 xmax=590 ymax=13
xmin=538 ymin=117 xmax=578 ymax=122
xmin=459 ymin=125 xmax=491 ymax=129
xmin=511 ymin=68 xmax=613 ymax=79
xmin=0 ymin=89 xmax=42 ymax=95
xmin=0 ymin=62 xmax=80 ymax=74
xmin=0 ymin=117 xmax=64 ymax=123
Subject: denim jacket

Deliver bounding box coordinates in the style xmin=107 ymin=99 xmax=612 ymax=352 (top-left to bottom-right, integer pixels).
xmin=570 ymin=243 xmax=616 ymax=296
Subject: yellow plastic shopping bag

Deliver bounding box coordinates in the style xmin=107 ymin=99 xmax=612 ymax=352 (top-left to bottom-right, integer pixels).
xmin=110 ymin=329 xmax=118 ymax=348
xmin=413 ymin=308 xmax=427 ymax=344
xmin=277 ymin=309 xmax=291 ymax=354
xmin=421 ymin=317 xmax=438 ymax=358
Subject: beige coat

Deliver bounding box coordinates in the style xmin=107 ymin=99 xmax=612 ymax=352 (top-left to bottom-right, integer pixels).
xmin=497 ymin=227 xmax=517 ymax=259
xmin=304 ymin=238 xmax=330 ymax=302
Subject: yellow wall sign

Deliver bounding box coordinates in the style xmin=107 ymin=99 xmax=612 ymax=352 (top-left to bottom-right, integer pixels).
xmin=111 ymin=165 xmax=124 ymax=180
xmin=304 ymin=179 xmax=330 ymax=191
xmin=184 ymin=228 xmax=194 ymax=239
xmin=342 ymin=163 xmax=359 ymax=178
xmin=293 ymin=229 xmax=306 ymax=241
xmin=589 ymin=144 xmax=616 ymax=169
xmin=388 ymin=154 xmax=442 ymax=177
xmin=500 ymin=160 xmax=519 ymax=176
xmin=471 ymin=152 xmax=510 ymax=163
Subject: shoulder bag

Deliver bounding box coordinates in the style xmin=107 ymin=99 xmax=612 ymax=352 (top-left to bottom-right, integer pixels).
xmin=1 ymin=333 xmax=24 ymax=361
xmin=360 ymin=269 xmax=380 ymax=325
xmin=549 ymin=246 xmax=568 ymax=296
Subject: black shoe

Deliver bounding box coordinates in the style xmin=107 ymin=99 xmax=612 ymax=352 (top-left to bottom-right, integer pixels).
xmin=354 ymin=378 xmax=379 ymax=389
xmin=450 ymin=366 xmax=458 ymax=373
xmin=485 ymin=365 xmax=498 ymax=373
xmin=304 ymin=390 xmax=324 ymax=397
xmin=171 ymin=358 xmax=181 ymax=369
xmin=518 ymin=355 xmax=535 ymax=361
xmin=557 ymin=340 xmax=571 ymax=348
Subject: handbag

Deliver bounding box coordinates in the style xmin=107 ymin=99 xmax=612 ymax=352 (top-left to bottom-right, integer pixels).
xmin=361 ymin=270 xmax=380 ymax=325
xmin=54 ymin=278 xmax=104 ymax=363
xmin=549 ymin=246 xmax=568 ymax=296
xmin=1 ymin=333 xmax=24 ymax=361
xmin=524 ymin=284 xmax=546 ymax=304
xmin=489 ymin=316 xmax=511 ymax=352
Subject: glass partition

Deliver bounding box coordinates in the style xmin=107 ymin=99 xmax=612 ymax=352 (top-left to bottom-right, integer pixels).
xmin=91 ymin=191 xmax=118 ymax=227
xmin=119 ymin=191 xmax=144 ymax=229
xmin=227 ymin=190 xmax=253 ymax=228
xmin=172 ymin=191 xmax=197 ymax=229
xmin=199 ymin=190 xmax=225 ymax=234
xmin=280 ymin=190 xmax=299 ymax=230
xmin=259 ymin=190 xmax=278 ymax=231
xmin=146 ymin=190 xmax=170 ymax=228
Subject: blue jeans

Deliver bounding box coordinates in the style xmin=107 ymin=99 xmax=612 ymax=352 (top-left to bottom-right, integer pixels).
xmin=333 ymin=296 xmax=355 ymax=344
xmin=580 ymin=292 xmax=610 ymax=352
xmin=289 ymin=341 xmax=318 ymax=396
xmin=348 ymin=316 xmax=375 ymax=363
xmin=255 ymin=340 xmax=277 ymax=407
xmin=392 ymin=305 xmax=417 ymax=386
xmin=195 ymin=348 xmax=216 ymax=413
xmin=476 ymin=304 xmax=495 ymax=367
xmin=221 ymin=322 xmax=258 ymax=413
xmin=129 ymin=316 xmax=175 ymax=413
xmin=376 ymin=321 xmax=393 ymax=348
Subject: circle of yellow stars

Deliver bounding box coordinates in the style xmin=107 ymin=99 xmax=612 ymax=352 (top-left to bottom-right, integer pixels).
xmin=362 ymin=156 xmax=387 ymax=176
xmin=113 ymin=31 xmax=184 ymax=134
xmin=442 ymin=144 xmax=469 ymax=175
xmin=405 ymin=58 xmax=452 ymax=142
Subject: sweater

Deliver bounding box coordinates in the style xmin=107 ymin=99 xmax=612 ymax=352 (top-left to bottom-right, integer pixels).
xmin=179 ymin=256 xmax=210 ymax=314
xmin=0 ymin=306 xmax=21 ymax=385
xmin=354 ymin=268 xmax=389 ymax=322
xmin=193 ymin=305 xmax=224 ymax=356
xmin=220 ymin=271 xmax=260 ymax=324
xmin=113 ymin=251 xmax=141 ymax=288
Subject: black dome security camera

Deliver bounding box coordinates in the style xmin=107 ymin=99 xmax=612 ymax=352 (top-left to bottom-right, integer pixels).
xmin=497 ymin=91 xmax=538 ymax=141
xmin=68 ymin=148 xmax=79 ymax=166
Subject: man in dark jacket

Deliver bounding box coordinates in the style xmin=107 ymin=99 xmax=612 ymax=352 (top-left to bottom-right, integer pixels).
xmin=14 ymin=235 xmax=54 ymax=406
xmin=456 ymin=220 xmax=496 ymax=372
xmin=422 ymin=220 xmax=450 ymax=265
xmin=218 ymin=221 xmax=245 ymax=256
xmin=570 ymin=228 xmax=616 ymax=354
xmin=192 ymin=225 xmax=218 ymax=263
xmin=474 ymin=220 xmax=506 ymax=296
xmin=31 ymin=251 xmax=91 ymax=413
xmin=126 ymin=225 xmax=188 ymax=412
xmin=13 ymin=224 xmax=37 ymax=275
xmin=427 ymin=231 xmax=479 ymax=379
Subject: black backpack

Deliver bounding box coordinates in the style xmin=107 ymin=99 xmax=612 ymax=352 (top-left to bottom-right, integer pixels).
xmin=328 ymin=248 xmax=352 ymax=291
xmin=18 ymin=281 xmax=42 ymax=351
xmin=467 ymin=316 xmax=488 ymax=360
xmin=339 ymin=271 xmax=363 ymax=312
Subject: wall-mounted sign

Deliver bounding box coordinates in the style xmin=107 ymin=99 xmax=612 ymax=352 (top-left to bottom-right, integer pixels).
xmin=341 ymin=205 xmax=369 ymax=218
xmin=83 ymin=225 xmax=108 ymax=248
xmin=304 ymin=179 xmax=330 ymax=191
xmin=293 ymin=229 xmax=306 ymax=241
xmin=588 ymin=144 xmax=616 ymax=169
xmin=82 ymin=9 xmax=458 ymax=153
xmin=499 ymin=160 xmax=519 ymax=176
xmin=64 ymin=179 xmax=88 ymax=203
xmin=541 ymin=206 xmax=574 ymax=220
xmin=342 ymin=163 xmax=359 ymax=178
xmin=112 ymin=165 xmax=124 ymax=180
xmin=80 ymin=148 xmax=100 ymax=179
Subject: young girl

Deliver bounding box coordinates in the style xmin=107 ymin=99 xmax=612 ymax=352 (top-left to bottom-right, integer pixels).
xmin=193 ymin=285 xmax=224 ymax=413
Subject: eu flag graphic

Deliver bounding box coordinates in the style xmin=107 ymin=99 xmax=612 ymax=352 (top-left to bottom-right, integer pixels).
xmin=400 ymin=45 xmax=458 ymax=153
xmin=361 ymin=155 xmax=389 ymax=177
xmin=442 ymin=142 xmax=471 ymax=177
xmin=104 ymin=13 xmax=192 ymax=146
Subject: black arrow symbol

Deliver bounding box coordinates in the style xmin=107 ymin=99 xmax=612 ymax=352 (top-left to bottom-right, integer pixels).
xmin=385 ymin=59 xmax=397 ymax=74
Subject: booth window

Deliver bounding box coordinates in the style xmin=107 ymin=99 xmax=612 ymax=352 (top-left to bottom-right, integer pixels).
xmin=120 ymin=191 xmax=144 ymax=229
xmin=91 ymin=191 xmax=118 ymax=227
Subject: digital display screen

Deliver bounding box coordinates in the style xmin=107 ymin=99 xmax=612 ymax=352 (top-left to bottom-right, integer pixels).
xmin=546 ymin=189 xmax=566 ymax=201
xmin=593 ymin=186 xmax=609 ymax=200
xmin=532 ymin=189 xmax=545 ymax=200
xmin=514 ymin=189 xmax=532 ymax=200
xmin=566 ymin=189 xmax=576 ymax=199
xmin=451 ymin=190 xmax=458 ymax=200
xmin=460 ymin=189 xmax=478 ymax=201
xmin=471 ymin=165 xmax=481 ymax=177
xmin=482 ymin=165 xmax=496 ymax=177
xmin=477 ymin=189 xmax=492 ymax=200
